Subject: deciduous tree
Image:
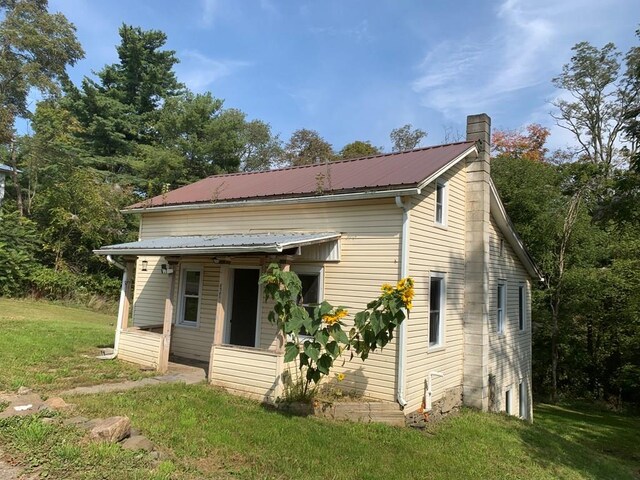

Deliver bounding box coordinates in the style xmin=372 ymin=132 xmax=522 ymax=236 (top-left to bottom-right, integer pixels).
xmin=390 ymin=124 xmax=426 ymax=152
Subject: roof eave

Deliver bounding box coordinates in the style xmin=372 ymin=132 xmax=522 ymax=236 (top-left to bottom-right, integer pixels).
xmin=416 ymin=145 xmax=478 ymax=190
xmin=489 ymin=180 xmax=544 ymax=282
xmin=121 ymin=187 xmax=422 ymax=214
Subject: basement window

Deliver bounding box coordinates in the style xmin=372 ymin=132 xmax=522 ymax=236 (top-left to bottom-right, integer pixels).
xmin=519 ymin=381 xmax=527 ymax=418
xmin=434 ymin=179 xmax=448 ymax=226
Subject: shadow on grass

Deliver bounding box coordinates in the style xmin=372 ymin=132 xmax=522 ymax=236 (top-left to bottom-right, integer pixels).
xmin=518 ymin=403 xmax=640 ymax=479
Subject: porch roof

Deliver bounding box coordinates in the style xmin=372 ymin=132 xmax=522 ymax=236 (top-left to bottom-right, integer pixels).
xmin=94 ymin=232 xmax=341 ymax=256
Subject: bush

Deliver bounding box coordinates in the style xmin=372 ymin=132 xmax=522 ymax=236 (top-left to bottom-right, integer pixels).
xmin=0 ymin=210 xmax=40 ymax=296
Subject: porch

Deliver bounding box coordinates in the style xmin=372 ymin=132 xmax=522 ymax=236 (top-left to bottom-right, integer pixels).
xmin=94 ymin=232 xmax=341 ymax=403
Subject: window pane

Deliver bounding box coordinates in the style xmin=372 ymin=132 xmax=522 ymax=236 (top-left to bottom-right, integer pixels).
xmin=430 ymin=278 xmax=441 ymax=311
xmin=183 ymin=296 xmax=199 ymax=323
xmin=429 ymin=311 xmax=440 ymax=346
xmin=518 ymin=286 xmax=525 ymax=329
xmin=299 ymin=274 xmax=319 ymax=304
xmin=497 ymin=284 xmax=504 ymax=308
xmin=185 ymin=270 xmax=201 ymax=296
xmin=505 ymin=390 xmax=511 ymax=414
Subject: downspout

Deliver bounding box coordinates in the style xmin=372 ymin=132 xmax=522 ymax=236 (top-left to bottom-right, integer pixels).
xmin=395 ymin=195 xmax=409 ymax=408
xmin=103 ymin=254 xmax=128 ymax=360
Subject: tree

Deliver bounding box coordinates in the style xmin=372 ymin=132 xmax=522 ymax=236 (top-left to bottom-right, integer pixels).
xmin=492 ymin=124 xmax=550 ymax=162
xmin=0 ymin=0 xmax=84 ymax=213
xmin=390 ymin=124 xmax=426 ymax=152
xmin=238 ymin=119 xmax=282 ymax=172
xmin=339 ymin=140 xmax=381 ymax=159
xmin=282 ymin=128 xmax=334 ymax=166
xmin=552 ymin=41 xmax=639 ymax=176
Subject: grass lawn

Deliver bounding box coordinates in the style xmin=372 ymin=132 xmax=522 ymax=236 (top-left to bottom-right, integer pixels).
xmin=0 ymin=298 xmax=149 ymax=392
xmin=0 ymin=384 xmax=638 ymax=480
xmin=0 ymin=299 xmax=639 ymax=479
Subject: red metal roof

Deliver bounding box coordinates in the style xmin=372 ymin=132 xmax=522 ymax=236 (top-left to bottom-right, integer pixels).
xmin=128 ymin=141 xmax=476 ymax=210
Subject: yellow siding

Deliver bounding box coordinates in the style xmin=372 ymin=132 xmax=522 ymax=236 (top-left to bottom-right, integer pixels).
xmin=118 ymin=329 xmax=161 ymax=368
xmin=132 ymin=256 xmax=167 ymax=327
xmin=137 ymin=198 xmax=403 ymax=401
xmin=169 ymin=262 xmax=219 ymax=361
xmin=211 ymin=345 xmax=283 ymax=402
xmin=488 ymin=216 xmax=533 ymax=419
xmin=405 ymin=161 xmax=467 ymax=413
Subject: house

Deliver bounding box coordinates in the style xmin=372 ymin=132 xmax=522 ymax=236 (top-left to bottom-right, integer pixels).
xmin=95 ymin=114 xmax=541 ymax=420
xmin=0 ymin=163 xmax=15 ymax=205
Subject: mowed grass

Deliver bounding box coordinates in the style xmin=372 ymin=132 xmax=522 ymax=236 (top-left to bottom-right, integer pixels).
xmin=61 ymin=384 xmax=639 ymax=480
xmin=1 ymin=299 xmax=639 ymax=479
xmin=0 ymin=298 xmax=149 ymax=392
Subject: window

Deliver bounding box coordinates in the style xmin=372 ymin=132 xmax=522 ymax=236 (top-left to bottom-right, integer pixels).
xmin=178 ymin=267 xmax=203 ymax=325
xmin=499 ymin=238 xmax=505 ymax=257
xmin=497 ymin=282 xmax=506 ymax=334
xmin=293 ymin=266 xmax=323 ymax=335
xmin=434 ymin=179 xmax=447 ymax=226
xmin=518 ymin=284 xmax=526 ymax=331
xmin=429 ymin=274 xmax=445 ymax=348
xmin=519 ymin=381 xmax=527 ymax=418
xmin=505 ymin=389 xmax=512 ymax=415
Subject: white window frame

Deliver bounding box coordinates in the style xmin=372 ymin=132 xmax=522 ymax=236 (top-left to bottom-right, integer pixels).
xmin=518 ymin=284 xmax=526 ymax=331
xmin=497 ymin=281 xmax=506 ymax=334
xmin=428 ymin=272 xmax=446 ymax=349
xmin=519 ymin=381 xmax=527 ymax=419
xmin=177 ymin=265 xmax=204 ymax=327
xmin=223 ymin=265 xmax=263 ymax=347
xmin=434 ymin=178 xmax=448 ymax=227
xmin=505 ymin=388 xmax=512 ymax=415
xmin=292 ymin=265 xmax=324 ymax=339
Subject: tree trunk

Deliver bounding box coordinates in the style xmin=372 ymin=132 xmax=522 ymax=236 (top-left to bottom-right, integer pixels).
xmin=550 ymin=297 xmax=560 ymax=403
xmin=9 ymin=140 xmax=23 ymax=216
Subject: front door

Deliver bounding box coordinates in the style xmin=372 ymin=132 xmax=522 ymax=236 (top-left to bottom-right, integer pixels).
xmin=228 ymin=268 xmax=260 ymax=347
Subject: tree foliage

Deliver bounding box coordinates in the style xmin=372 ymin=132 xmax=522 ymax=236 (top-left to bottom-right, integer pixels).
xmin=282 ymin=128 xmax=334 ymax=166
xmin=390 ymin=124 xmax=426 ymax=152
xmin=339 ymin=140 xmax=381 ymax=159
xmin=492 ymin=124 xmax=550 ymax=162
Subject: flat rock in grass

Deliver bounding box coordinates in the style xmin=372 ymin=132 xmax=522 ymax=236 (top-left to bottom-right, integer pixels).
xmin=43 ymin=397 xmax=69 ymax=410
xmin=0 ymin=394 xmax=45 ymax=419
xmin=121 ymin=435 xmax=155 ymax=452
xmin=16 ymin=386 xmax=32 ymax=396
xmin=89 ymin=416 xmax=131 ymax=443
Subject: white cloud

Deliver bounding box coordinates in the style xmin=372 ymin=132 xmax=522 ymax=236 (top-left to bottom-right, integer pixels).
xmin=309 ymin=20 xmax=373 ymax=43
xmin=413 ymin=0 xmax=558 ymax=119
xmin=177 ymin=51 xmax=250 ymax=92
xmin=200 ymin=0 xmax=219 ymax=27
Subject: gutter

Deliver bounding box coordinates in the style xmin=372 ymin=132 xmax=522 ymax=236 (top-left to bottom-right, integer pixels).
xmin=122 ymin=187 xmax=422 ymax=214
xmin=394 ymin=195 xmax=410 ymax=408
xmin=104 ymin=255 xmax=128 ymax=359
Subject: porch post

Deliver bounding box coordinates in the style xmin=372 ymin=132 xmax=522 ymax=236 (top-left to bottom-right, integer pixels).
xmin=158 ymin=259 xmax=178 ymax=373
xmin=120 ymin=260 xmax=134 ymax=331
xmin=210 ymin=264 xmax=230 ymax=380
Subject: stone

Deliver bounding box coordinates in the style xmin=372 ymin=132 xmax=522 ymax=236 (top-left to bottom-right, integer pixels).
xmin=121 ymin=435 xmax=155 ymax=452
xmin=44 ymin=397 xmax=69 ymax=410
xmin=16 ymin=386 xmax=32 ymax=395
xmin=441 ymin=387 xmax=462 ymax=413
xmin=89 ymin=416 xmax=131 ymax=443
xmin=41 ymin=417 xmax=58 ymax=425
xmin=130 ymin=427 xmax=141 ymax=437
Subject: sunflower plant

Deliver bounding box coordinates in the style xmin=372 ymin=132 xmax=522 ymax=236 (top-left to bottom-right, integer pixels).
xmin=260 ymin=263 xmax=414 ymax=400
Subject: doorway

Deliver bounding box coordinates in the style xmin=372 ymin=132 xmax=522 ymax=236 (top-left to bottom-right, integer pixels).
xmin=226 ymin=267 xmax=261 ymax=347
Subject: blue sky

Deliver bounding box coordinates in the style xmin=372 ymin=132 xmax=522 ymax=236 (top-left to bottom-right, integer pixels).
xmin=36 ymin=0 xmax=640 ymax=151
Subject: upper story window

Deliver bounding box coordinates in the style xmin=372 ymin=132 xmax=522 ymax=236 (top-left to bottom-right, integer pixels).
xmin=429 ymin=273 xmax=446 ymax=348
xmin=518 ymin=284 xmax=526 ymax=331
xmin=435 ymin=179 xmax=448 ymax=226
xmin=178 ymin=266 xmax=203 ymax=326
xmin=497 ymin=282 xmax=506 ymax=334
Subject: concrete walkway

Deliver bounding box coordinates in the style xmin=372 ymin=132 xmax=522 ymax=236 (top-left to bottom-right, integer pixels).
xmin=59 ymin=362 xmax=206 ymax=396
